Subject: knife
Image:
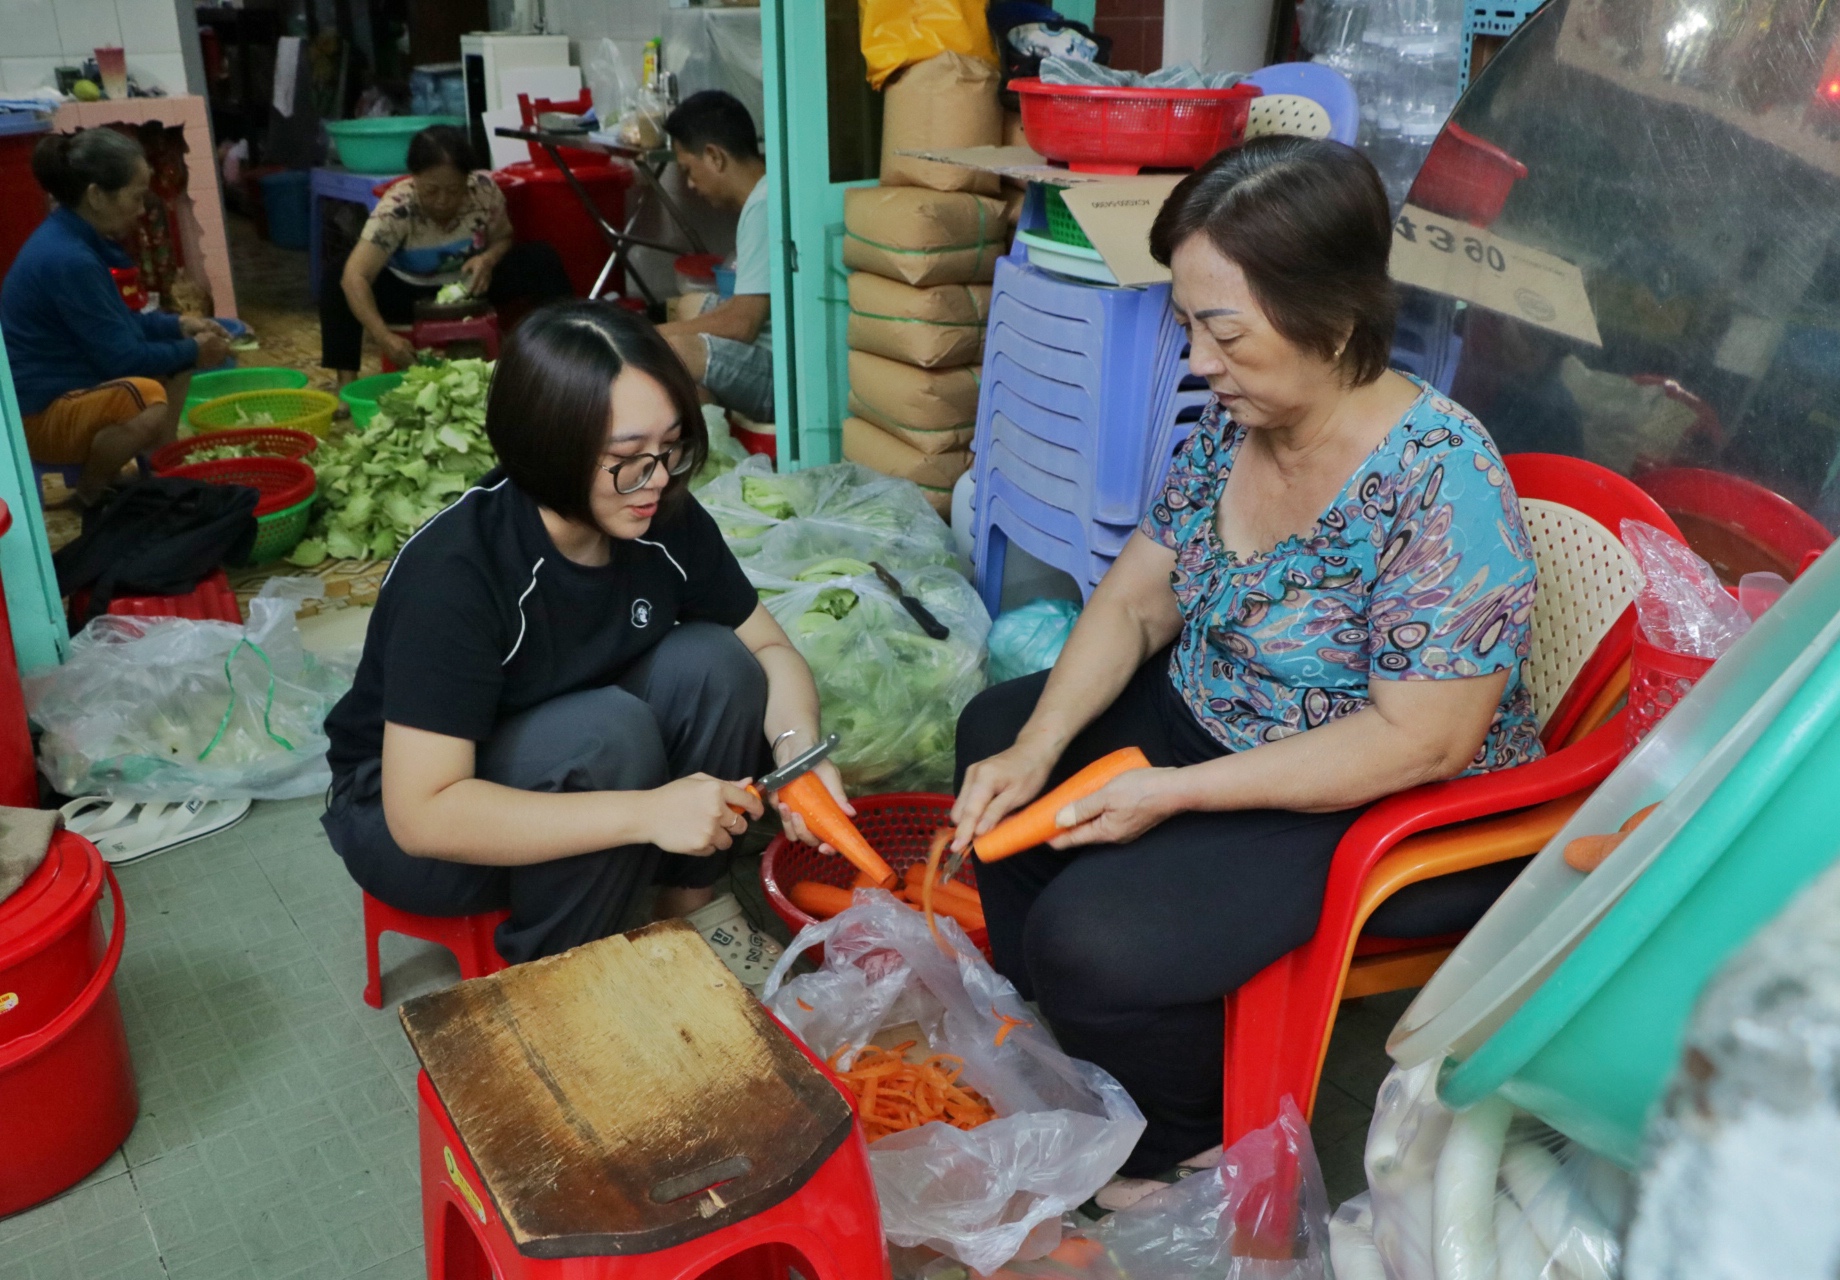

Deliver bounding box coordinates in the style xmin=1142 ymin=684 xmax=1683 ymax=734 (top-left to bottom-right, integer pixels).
xmin=870 ymin=561 xmax=950 ymax=640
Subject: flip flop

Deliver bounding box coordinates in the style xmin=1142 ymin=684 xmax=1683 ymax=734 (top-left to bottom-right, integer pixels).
xmin=59 ymin=796 xmax=252 ymax=865
xmin=684 ymin=892 xmax=784 ymax=996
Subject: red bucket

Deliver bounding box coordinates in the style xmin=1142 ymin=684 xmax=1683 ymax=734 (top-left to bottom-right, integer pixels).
xmin=0 ymin=831 xmax=137 ymax=1215
xmin=1413 ymin=122 xmax=1529 ymax=226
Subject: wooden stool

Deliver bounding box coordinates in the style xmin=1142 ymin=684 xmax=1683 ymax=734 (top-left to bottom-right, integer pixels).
xmin=362 ymin=893 xmax=509 ymax=1009
xmin=400 ymin=920 xmax=889 ymax=1279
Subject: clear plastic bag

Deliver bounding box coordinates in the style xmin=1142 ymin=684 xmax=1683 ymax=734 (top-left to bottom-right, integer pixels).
xmin=1362 ymin=1062 xmax=1632 ymax=1280
xmin=988 ymin=598 xmax=1081 ymax=684
xmin=25 ymin=582 xmax=357 ymax=802
xmin=757 ymin=565 xmax=988 ymax=793
xmin=1622 ymin=519 xmax=1751 ymax=660
xmin=763 ymin=895 xmax=1145 ymax=1276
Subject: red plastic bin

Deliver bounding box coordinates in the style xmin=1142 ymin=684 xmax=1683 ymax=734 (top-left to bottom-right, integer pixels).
xmin=1412 ymin=121 xmax=1529 ymax=226
xmin=165 ymin=456 xmax=317 ymax=517
xmin=150 ymin=427 xmax=318 ymax=475
xmin=1012 ymin=77 xmax=1262 ymax=174
xmin=498 ymin=159 xmax=634 ymax=299
xmin=761 ymin=793 xmax=989 ymax=960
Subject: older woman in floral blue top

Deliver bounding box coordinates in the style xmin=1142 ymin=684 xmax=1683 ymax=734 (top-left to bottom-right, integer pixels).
xmin=951 ymin=137 xmax=1541 ymax=1185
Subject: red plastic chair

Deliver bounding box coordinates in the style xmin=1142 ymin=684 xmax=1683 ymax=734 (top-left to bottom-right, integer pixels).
xmin=1220 ymin=454 xmax=1684 ymax=1146
xmin=1634 ymin=465 xmax=1833 ymax=584
xmin=362 ymin=893 xmax=510 ymax=1009
xmin=517 ymin=89 xmax=604 ymax=169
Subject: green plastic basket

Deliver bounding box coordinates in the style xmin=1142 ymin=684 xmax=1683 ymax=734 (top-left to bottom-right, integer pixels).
xmin=1041 ymin=185 xmax=1095 ymax=250
xmin=325 ymin=116 xmax=463 ymax=174
xmin=250 ymin=495 xmax=315 ymax=564
xmin=188 ymin=389 xmax=338 ymax=439
xmin=339 ymin=372 xmax=404 ymax=428
xmin=184 ymin=367 xmax=309 ymax=416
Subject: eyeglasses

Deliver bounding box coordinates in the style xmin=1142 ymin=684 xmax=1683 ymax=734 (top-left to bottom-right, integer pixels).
xmin=601 ymin=443 xmax=696 ymax=494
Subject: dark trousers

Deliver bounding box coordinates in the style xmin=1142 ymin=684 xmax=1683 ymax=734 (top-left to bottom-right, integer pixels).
xmin=323 ymin=623 xmax=771 ymax=964
xmin=319 ymin=240 xmax=574 ymax=372
xmin=955 ymin=657 xmax=1366 ymax=1175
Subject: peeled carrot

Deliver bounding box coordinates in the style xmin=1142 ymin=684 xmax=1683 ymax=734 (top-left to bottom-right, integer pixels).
xmin=904 ymin=862 xmax=982 ymax=906
xmin=827 ymin=1042 xmax=996 ymax=1141
xmin=778 ymin=771 xmax=898 ymax=888
xmin=974 ymin=746 xmax=1153 ymax=862
xmin=1620 ymin=802 xmax=1660 ymax=833
xmin=788 ymin=880 xmax=854 ymax=919
xmin=927 ymin=893 xmax=987 ymax=934
xmin=1563 ymin=832 xmax=1625 ymax=873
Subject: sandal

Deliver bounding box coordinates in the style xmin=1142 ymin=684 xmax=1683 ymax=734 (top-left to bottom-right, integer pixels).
xmin=685 ymin=892 xmax=784 ymax=995
xmin=59 ymin=796 xmax=252 ymax=865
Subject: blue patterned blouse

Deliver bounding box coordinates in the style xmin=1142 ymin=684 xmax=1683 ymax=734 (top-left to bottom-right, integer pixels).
xmin=1139 ymin=379 xmax=1544 ymax=776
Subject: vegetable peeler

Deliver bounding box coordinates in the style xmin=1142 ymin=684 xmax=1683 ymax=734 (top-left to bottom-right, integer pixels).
xmin=748 ymin=732 xmax=841 ymax=801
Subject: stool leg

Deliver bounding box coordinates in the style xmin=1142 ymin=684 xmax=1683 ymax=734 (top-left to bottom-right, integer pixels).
xmin=363 ymin=900 xmax=386 ymax=1010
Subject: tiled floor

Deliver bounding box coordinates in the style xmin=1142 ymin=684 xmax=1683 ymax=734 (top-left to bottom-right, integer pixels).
xmin=0 ymin=797 xmax=1403 ymax=1278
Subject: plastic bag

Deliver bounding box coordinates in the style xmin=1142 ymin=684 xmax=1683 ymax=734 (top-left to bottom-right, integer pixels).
xmin=952 ymin=1098 xmax=1331 ymax=1280
xmin=988 ymin=598 xmax=1080 ymax=684
xmin=689 ymin=405 xmax=752 ymax=493
xmin=763 ymin=894 xmax=1145 ymax=1276
xmin=758 ymin=564 xmax=988 ymax=792
xmin=861 ymin=0 xmax=1000 ymax=90
xmin=25 ymin=581 xmax=358 ymax=802
xmin=583 ymin=38 xmax=637 ymax=131
xmin=1622 ymin=519 xmax=1750 ymax=659
xmin=1362 ymin=1061 xmax=1632 ymax=1280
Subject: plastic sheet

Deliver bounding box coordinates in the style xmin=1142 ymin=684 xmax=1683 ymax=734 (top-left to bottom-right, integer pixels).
xmin=988 ymin=598 xmax=1080 ymax=684
xmin=1362 ymin=1062 xmax=1631 ymax=1280
xmin=758 ymin=565 xmax=988 ymax=795
xmin=860 ymin=0 xmax=1000 ymax=91
xmin=1622 ymin=519 xmax=1751 ymax=659
xmin=763 ymin=894 xmax=1144 ymax=1276
xmin=25 ymin=581 xmax=357 ymax=802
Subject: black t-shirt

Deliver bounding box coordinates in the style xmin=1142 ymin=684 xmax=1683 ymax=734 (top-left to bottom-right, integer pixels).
xmin=324 ymin=470 xmax=758 ymax=776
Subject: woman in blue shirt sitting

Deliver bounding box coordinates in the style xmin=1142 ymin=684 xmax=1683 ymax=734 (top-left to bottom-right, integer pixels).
xmin=0 ymin=128 xmax=230 ymax=504
xmin=950 ymin=137 xmax=1542 ymax=1185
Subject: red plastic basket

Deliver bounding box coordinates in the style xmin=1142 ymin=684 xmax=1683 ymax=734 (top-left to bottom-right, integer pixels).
xmin=1011 ymin=78 xmax=1262 ymax=174
xmin=761 ymin=793 xmax=990 ymax=960
xmin=150 ymin=427 xmax=318 ymax=475
xmin=1412 ymin=122 xmax=1529 ymax=226
xmin=1626 ymin=630 xmax=1717 ymax=749
xmin=165 ymin=456 xmax=317 ymax=517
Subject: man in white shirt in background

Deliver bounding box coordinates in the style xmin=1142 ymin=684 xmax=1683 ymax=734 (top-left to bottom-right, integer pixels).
xmin=658 ymin=91 xmax=775 ymax=423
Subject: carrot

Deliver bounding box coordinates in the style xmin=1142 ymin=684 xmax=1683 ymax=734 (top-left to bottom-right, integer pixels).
xmin=922 ymin=826 xmax=951 ymax=944
xmin=1620 ymin=802 xmax=1660 ymax=833
xmin=992 ymin=1007 xmax=1032 ymax=1046
xmin=777 ymin=771 xmax=898 ymax=888
xmin=974 ymin=747 xmax=1153 ymax=862
xmin=788 ymin=880 xmax=854 ymax=919
xmin=796 ymin=998 xmax=814 ymax=1012
xmin=903 ymin=862 xmax=982 ymax=906
xmin=826 ymin=1042 xmax=997 ymax=1142
xmin=1563 ymin=832 xmax=1625 ymax=873
xmin=1048 ymin=1237 xmax=1104 ymax=1266
xmin=927 ymin=893 xmax=987 ymax=934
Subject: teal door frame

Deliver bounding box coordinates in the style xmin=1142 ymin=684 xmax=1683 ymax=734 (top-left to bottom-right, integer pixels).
xmin=0 ymin=329 xmax=68 ymax=674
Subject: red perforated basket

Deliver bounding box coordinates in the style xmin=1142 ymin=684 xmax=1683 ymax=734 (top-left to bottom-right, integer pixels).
xmin=761 ymin=792 xmax=990 ymax=960
xmin=165 ymin=456 xmax=317 ymax=517
xmin=1412 ymin=122 xmax=1529 ymax=226
xmin=1011 ymin=78 xmax=1261 ymax=174
xmin=1626 ymin=631 xmax=1717 ymax=749
xmin=150 ymin=427 xmax=318 ymax=475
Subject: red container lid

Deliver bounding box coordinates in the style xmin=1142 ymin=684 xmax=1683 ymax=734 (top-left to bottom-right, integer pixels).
xmin=0 ymin=832 xmax=103 ymax=974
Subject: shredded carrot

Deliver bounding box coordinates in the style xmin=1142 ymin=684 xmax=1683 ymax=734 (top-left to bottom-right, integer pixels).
xmin=796 ymin=998 xmax=814 ymax=1012
xmin=991 ymin=1007 xmax=1032 ymax=1047
xmin=827 ymin=1042 xmax=998 ymax=1142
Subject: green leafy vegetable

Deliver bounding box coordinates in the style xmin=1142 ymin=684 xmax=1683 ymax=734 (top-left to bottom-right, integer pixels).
xmin=286 ymin=538 xmax=328 ymax=568
xmin=435 ymin=282 xmax=471 ymax=305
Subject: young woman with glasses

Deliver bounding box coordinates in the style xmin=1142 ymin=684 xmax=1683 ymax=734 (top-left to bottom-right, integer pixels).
xmin=321 ymin=302 xmax=848 ymax=965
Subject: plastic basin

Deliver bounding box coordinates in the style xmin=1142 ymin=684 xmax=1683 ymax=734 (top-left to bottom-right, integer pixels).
xmin=340 ymin=372 xmax=404 ymax=427
xmin=325 ymin=115 xmax=463 ymax=175
xmin=1399 ymin=550 xmax=1840 ymax=1167
xmin=184 ymin=366 xmax=308 ymax=416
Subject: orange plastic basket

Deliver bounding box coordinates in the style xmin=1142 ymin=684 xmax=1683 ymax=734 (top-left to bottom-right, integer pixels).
xmin=760 ymin=792 xmax=990 ymax=960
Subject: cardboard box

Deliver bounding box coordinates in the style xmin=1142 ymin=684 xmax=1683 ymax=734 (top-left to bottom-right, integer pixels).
xmin=843 ymin=417 xmax=969 ymax=514
xmin=847 ymin=274 xmax=990 ymax=369
xmin=848 ymin=349 xmax=980 ymax=453
xmin=843 ymin=186 xmax=1009 ymax=287
xmin=880 ymin=53 xmax=1002 ymax=194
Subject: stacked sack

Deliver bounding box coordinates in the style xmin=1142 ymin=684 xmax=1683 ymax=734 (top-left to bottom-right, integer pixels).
xmin=842 ymin=51 xmax=1008 ymax=517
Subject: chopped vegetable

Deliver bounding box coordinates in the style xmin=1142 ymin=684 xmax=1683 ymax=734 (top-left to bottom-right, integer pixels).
xmin=826 ymin=1042 xmax=997 ymax=1142
xmin=435 ymin=282 xmax=471 ymax=304
xmin=286 ymin=538 xmax=329 ymax=568
xmin=975 ymin=747 xmax=1153 ymax=862
xmin=179 ymin=441 xmax=269 ymax=464
xmin=307 ymin=358 xmax=495 ymax=560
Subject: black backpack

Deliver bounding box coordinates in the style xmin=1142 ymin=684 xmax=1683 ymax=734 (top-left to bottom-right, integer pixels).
xmin=55 ymin=478 xmax=259 ymax=626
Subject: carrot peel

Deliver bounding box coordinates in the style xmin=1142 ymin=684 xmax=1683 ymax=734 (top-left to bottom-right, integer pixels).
xmin=992 ymin=1007 xmax=1032 ymax=1047
xmin=974 ymin=746 xmax=1152 ymax=863
xmin=778 ymin=771 xmax=898 ymax=888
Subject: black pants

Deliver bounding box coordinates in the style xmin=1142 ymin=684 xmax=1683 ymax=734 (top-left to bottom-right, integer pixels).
xmin=323 ymin=623 xmax=771 ymax=964
xmin=319 ymin=240 xmax=574 ymax=372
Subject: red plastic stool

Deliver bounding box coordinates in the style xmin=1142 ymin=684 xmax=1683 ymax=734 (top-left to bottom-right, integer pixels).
xmin=403 ymin=920 xmax=891 ymax=1280
xmin=361 ymin=893 xmax=510 ymax=1009
xmin=411 ymin=311 xmax=501 ymax=362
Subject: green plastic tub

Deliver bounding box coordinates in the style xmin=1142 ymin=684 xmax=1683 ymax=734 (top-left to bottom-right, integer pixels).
xmin=184 ymin=367 xmax=309 ymax=417
xmin=1435 ymin=551 xmax=1840 ymax=1167
xmin=324 ymin=116 xmax=463 ymax=175
xmin=339 ymin=372 xmax=404 ymax=427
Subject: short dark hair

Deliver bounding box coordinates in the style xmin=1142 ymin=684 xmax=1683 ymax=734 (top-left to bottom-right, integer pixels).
xmin=485 ymin=302 xmax=708 ymax=524
xmin=406 ymin=124 xmax=475 ymax=175
xmin=31 ymin=128 xmax=145 ymax=208
xmin=1149 ymin=136 xmax=1395 ymax=386
xmin=665 ymin=91 xmax=761 ymax=161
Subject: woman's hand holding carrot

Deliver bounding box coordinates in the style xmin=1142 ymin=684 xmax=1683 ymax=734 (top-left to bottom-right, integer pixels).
xmin=950 ymin=740 xmax=1057 ymax=855
xmin=775 ymin=759 xmax=854 ymax=853
xmin=1043 ymin=764 xmax=1179 ymax=849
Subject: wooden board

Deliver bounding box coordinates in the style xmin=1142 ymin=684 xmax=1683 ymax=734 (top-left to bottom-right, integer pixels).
xmin=400 ymin=920 xmax=853 ymax=1259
